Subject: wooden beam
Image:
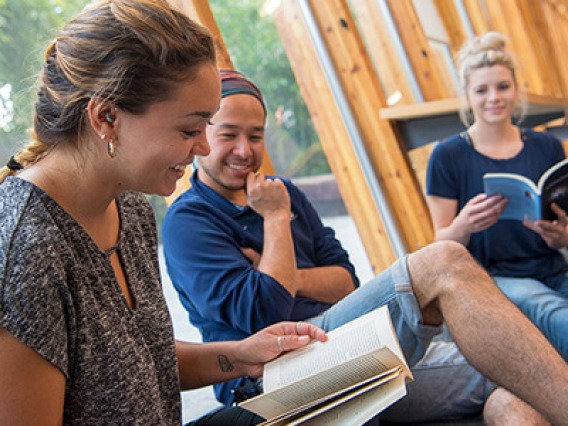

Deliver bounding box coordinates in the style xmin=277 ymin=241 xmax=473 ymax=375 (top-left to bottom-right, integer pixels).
xmin=433 ymin=0 xmax=468 ymax=57
xmin=275 ymin=0 xmax=434 ymax=259
xmin=385 ymin=0 xmax=453 ymax=101
xmin=349 ymin=0 xmax=416 ymax=106
xmin=462 ymin=0 xmax=491 ymax=36
xmin=310 ymin=0 xmax=434 ymax=251
xmin=272 ymin=1 xmax=398 ymax=271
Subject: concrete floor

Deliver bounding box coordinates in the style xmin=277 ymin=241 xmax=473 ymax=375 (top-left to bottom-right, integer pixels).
xmin=159 ymin=214 xmax=373 ymax=423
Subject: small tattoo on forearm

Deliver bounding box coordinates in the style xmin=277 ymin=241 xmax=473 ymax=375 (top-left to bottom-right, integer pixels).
xmin=218 ymin=355 xmax=234 ymax=372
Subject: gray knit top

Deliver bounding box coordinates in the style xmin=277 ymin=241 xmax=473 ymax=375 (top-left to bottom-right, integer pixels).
xmin=0 ymin=177 xmax=181 ymax=425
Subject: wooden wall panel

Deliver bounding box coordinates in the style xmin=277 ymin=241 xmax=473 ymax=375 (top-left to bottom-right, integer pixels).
xmin=408 ymin=143 xmax=436 ymax=193
xmin=462 ymin=0 xmax=491 ymax=35
xmin=349 ymin=0 xmax=416 ymax=106
xmin=297 ymin=0 xmax=434 ymax=252
xmin=385 ymin=0 xmax=453 ymax=101
xmin=272 ymin=1 xmax=398 ymax=271
xmin=483 ymin=0 xmax=559 ymax=96
xmin=540 ymin=0 xmax=568 ymax=98
xmin=516 ymin=1 xmax=564 ymax=97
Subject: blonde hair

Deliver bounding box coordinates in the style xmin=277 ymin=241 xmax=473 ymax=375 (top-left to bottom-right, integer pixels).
xmin=456 ymin=31 xmax=526 ymax=126
xmin=1 ymin=0 xmax=215 ymax=183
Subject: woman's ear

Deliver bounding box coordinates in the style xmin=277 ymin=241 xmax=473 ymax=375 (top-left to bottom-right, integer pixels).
xmin=87 ymin=99 xmax=116 ymax=136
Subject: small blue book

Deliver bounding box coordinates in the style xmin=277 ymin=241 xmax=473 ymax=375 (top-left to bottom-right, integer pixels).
xmin=483 ymin=158 xmax=568 ymax=221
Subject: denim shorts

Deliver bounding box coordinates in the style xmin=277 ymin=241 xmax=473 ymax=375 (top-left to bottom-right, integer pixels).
xmin=307 ymin=257 xmax=494 ymax=422
xmin=306 ymin=256 xmax=442 ymax=366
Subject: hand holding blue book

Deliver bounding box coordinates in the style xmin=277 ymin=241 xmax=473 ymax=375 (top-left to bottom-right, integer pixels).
xmin=483 ymin=158 xmax=568 ymax=221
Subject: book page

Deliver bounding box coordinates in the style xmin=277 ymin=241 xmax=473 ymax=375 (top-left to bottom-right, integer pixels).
xmin=264 ymin=305 xmax=407 ymax=392
xmin=288 ymin=372 xmax=407 ymax=426
xmin=260 ymin=368 xmax=406 ymax=425
xmin=239 ymin=306 xmax=410 ymax=420
xmin=538 ymin=158 xmax=568 ymax=191
xmin=540 ymin=158 xmax=568 ymax=220
xmin=240 ymin=349 xmax=403 ymax=419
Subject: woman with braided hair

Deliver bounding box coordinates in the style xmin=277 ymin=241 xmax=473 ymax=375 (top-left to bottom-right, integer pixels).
xmin=0 ymin=1 xmax=325 ymax=424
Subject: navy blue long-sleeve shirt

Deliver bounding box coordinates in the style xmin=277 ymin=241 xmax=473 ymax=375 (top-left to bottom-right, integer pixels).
xmin=162 ymin=171 xmax=359 ymax=404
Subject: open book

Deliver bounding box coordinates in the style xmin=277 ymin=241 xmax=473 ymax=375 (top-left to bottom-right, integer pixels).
xmin=239 ymin=306 xmax=412 ymax=425
xmin=483 ymin=158 xmax=568 ymax=221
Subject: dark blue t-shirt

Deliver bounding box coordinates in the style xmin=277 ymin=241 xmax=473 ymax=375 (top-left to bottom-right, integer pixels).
xmin=426 ymin=128 xmax=568 ymax=288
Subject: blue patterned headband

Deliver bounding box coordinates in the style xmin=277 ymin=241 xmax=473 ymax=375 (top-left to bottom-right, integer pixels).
xmin=220 ymin=69 xmax=266 ymax=114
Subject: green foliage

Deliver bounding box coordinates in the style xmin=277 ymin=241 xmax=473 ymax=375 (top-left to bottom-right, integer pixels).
xmin=0 ymin=0 xmax=85 ymax=164
xmin=0 ymin=0 xmax=331 ymax=178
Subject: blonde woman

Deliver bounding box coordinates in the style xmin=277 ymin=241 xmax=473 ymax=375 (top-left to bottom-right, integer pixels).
xmin=426 ymin=31 xmax=568 ymax=360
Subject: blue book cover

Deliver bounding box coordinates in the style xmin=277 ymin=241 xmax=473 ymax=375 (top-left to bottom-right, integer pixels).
xmin=483 ymin=158 xmax=568 ymax=221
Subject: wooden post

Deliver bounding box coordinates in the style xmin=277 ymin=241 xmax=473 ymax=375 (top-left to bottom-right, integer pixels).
xmin=349 ymin=0 xmax=416 ymax=106
xmin=385 ymin=0 xmax=453 ymax=101
xmin=274 ymin=0 xmax=434 ymax=263
xmin=272 ymin=1 xmax=398 ymax=271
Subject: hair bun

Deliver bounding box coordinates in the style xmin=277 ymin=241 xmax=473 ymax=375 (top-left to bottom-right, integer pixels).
xmin=476 ymin=31 xmax=507 ymax=53
xmin=458 ymin=31 xmax=507 ymax=63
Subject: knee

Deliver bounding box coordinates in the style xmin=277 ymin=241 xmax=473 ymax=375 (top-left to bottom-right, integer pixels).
xmin=408 ymin=241 xmax=490 ymax=298
xmin=424 ymin=240 xmax=472 ymax=266
xmin=483 ymin=388 xmax=550 ymax=426
xmin=411 ymin=241 xmax=476 ymax=280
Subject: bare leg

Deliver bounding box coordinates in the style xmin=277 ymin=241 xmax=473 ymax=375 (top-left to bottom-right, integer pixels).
xmin=484 ymin=388 xmax=550 ymax=426
xmin=408 ymin=241 xmax=568 ymax=425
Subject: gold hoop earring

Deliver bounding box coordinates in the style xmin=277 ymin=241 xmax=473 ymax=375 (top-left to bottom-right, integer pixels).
xmin=107 ymin=139 xmax=116 ymax=158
